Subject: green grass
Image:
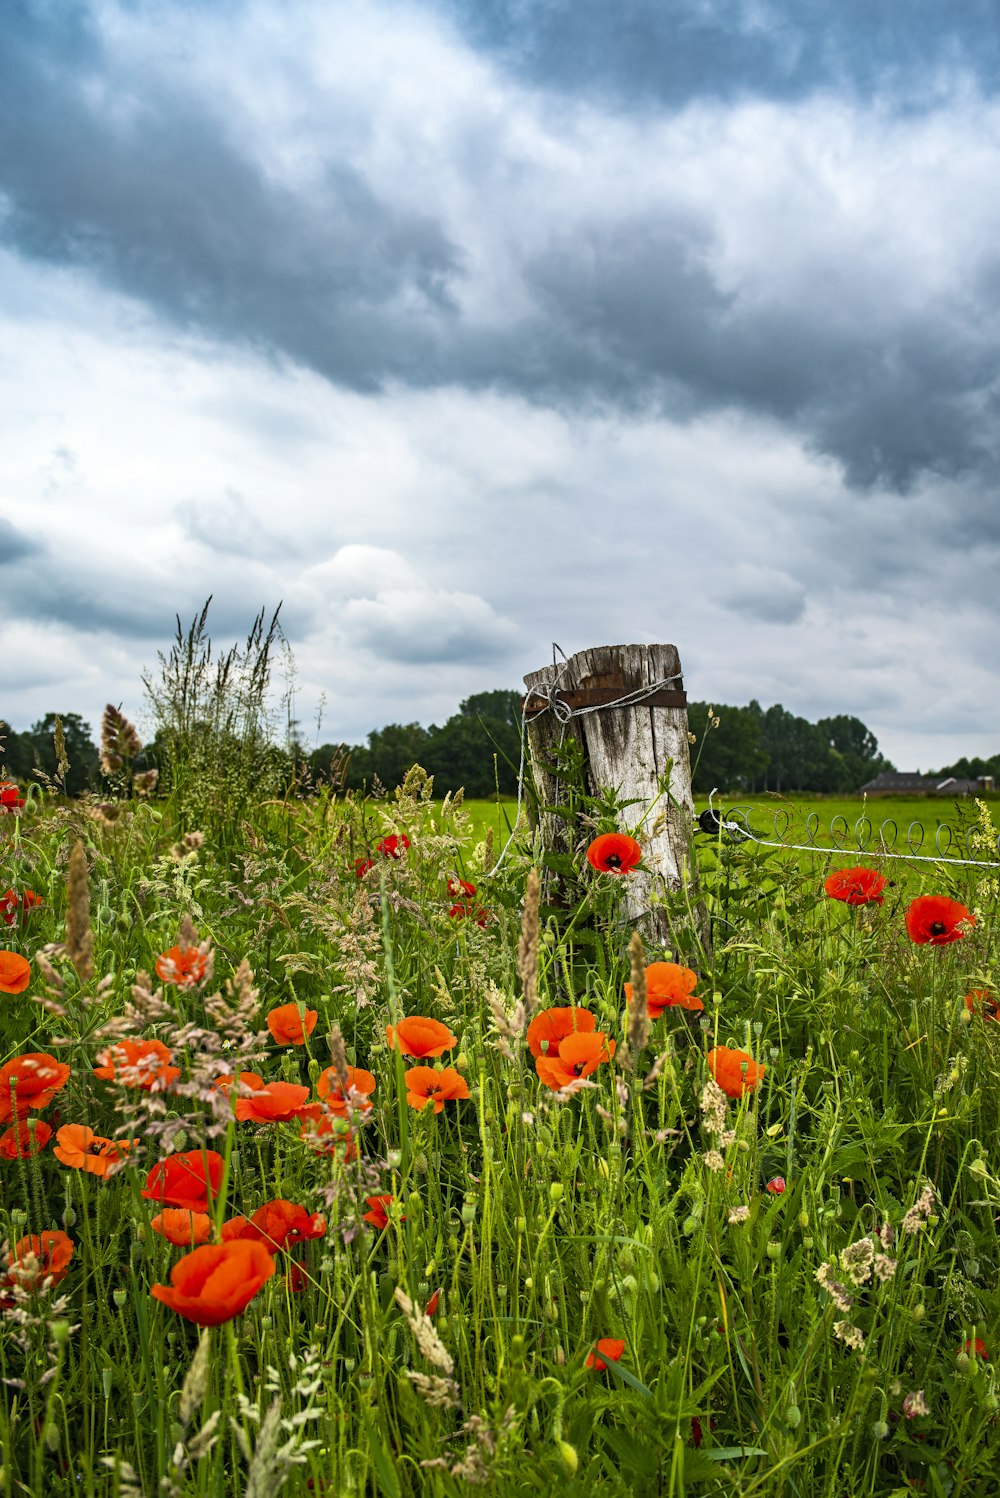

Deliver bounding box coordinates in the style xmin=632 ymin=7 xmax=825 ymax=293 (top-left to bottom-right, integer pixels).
xmin=1 ymin=776 xmax=999 ymax=1495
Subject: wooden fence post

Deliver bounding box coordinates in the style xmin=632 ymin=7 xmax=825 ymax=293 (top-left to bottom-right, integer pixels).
xmin=522 ymin=643 xmax=706 ymax=952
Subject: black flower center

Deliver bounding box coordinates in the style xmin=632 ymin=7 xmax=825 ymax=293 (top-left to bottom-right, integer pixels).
xmin=604 ymin=853 xmax=622 ymax=869
xmin=930 ymin=921 xmax=947 ymax=936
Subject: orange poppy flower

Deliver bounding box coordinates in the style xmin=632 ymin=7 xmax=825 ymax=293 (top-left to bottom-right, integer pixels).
xmin=526 ymin=1007 xmax=597 ymax=1058
xmin=223 ymin=1199 xmax=326 ymax=1254
xmin=965 ymin=989 xmax=1000 ymax=1021
xmin=316 ymin=1065 xmax=376 ymax=1116
xmin=586 ymin=833 xmax=642 ymax=874
xmin=298 ymin=1109 xmax=359 ymax=1160
xmin=707 ymin=1046 xmax=765 ymax=1100
xmin=266 ymin=1003 xmax=318 ymax=1046
xmin=0 ymin=889 xmax=43 ymax=927
xmin=363 ymin=1194 xmax=398 ymax=1230
xmin=0 ymin=951 xmax=31 ymax=994
xmin=404 ymin=1066 xmax=471 ymax=1113
xmin=150 ymin=1239 xmax=275 ymax=1325
xmin=586 ymin=1337 xmax=626 ymax=1371
xmin=151 ymin=1210 xmax=214 ymax=1246
xmin=142 ymin=1150 xmax=225 ymax=1212
xmin=93 ymin=1039 xmax=181 ymax=1091
xmin=823 ymin=867 xmax=887 ymax=906
xmin=6 ymin=1230 xmax=74 ymax=1290
xmin=234 ymin=1081 xmax=312 ymax=1124
xmin=0 ymin=1119 xmax=53 ymax=1159
xmin=386 ymin=1016 xmax=457 ymax=1058
xmin=535 ymin=1030 xmax=616 ymax=1090
xmin=54 ymin=1124 xmax=137 ymax=1177
xmin=905 ymin=895 xmax=975 ymax=946
xmin=625 ymin=962 xmax=703 ymax=1019
xmin=212 ymin=1070 xmax=266 ymax=1095
xmin=0 ymin=1052 xmax=71 ymax=1121
xmin=154 ymin=946 xmax=209 ymax=988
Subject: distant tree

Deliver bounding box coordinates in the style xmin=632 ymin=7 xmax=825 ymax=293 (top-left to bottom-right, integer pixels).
xmin=337 ymin=723 xmax=431 ymax=792
xmin=424 ymin=691 xmax=522 ymax=797
xmin=688 ymin=701 xmax=769 ymax=794
xmin=0 ymin=722 xmax=34 ymax=781
xmin=26 ymin=713 xmax=101 ymax=795
xmin=932 ymin=752 xmax=1000 ymax=781
xmin=817 ymin=714 xmax=894 ymax=791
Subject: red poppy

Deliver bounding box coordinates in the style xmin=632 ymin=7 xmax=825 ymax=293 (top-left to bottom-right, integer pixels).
xmin=961 ymin=1338 xmax=989 ymax=1360
xmin=316 ymin=1065 xmax=376 ymax=1117
xmin=93 ymin=1039 xmax=180 ymax=1091
xmin=535 ymin=1030 xmax=616 ymax=1090
xmin=707 ymin=1047 xmax=765 ymax=1100
xmin=363 ymin=1195 xmax=397 ymax=1230
xmin=151 ymin=1210 xmax=214 ymax=1246
xmin=766 ymin=1176 xmax=786 ymax=1195
xmin=586 ymin=833 xmax=642 ymax=874
xmin=298 ymin=1111 xmax=358 ymax=1160
xmin=526 ymin=1007 xmax=596 ymax=1058
xmin=266 ymin=1003 xmax=318 ymax=1046
xmin=0 ymin=1052 xmax=71 ymax=1120
xmin=285 ymin=1261 xmax=308 ymax=1293
xmin=377 ymin=834 xmax=410 ymax=859
xmin=150 ymin=1240 xmax=275 ymax=1326
xmin=965 ymin=989 xmax=1000 ymax=1021
xmin=625 ymin=962 xmax=703 ymax=1018
xmin=0 ymin=783 xmax=25 ymax=811
xmin=586 ymin=1338 xmax=626 ymax=1371
xmin=154 ymin=946 xmax=209 ymax=988
xmin=0 ymin=1119 xmax=52 ymax=1159
xmin=905 ymin=894 xmax=974 ymax=946
xmin=0 ymin=889 xmax=43 ymax=926
xmin=355 ymin=858 xmax=375 ymax=878
xmin=53 ymin=1124 xmax=137 ymax=1177
xmin=5 ymin=1230 xmax=74 ymax=1290
xmin=142 ymin=1150 xmax=225 ymax=1213
xmin=823 ymin=866 xmax=887 ymax=906
xmin=233 ymin=1081 xmax=312 ymax=1124
xmin=425 ymin=1288 xmax=441 ymax=1316
xmin=386 ymin=1016 xmax=457 ymax=1058
xmin=0 ymin=951 xmax=31 ymax=995
xmin=224 ymin=1199 xmax=326 ymax=1253
xmin=448 ymin=902 xmax=489 ymax=926
xmin=447 ymin=878 xmax=476 ymax=898
xmin=404 ymin=1066 xmax=470 ymax=1113
xmin=212 ymin=1070 xmax=266 ymax=1095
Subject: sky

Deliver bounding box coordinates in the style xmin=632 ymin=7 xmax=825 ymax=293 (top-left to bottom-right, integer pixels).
xmin=3 ymin=0 xmax=1000 ymax=771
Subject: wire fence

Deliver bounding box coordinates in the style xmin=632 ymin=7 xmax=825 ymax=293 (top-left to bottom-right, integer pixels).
xmin=701 ymin=795 xmax=1000 ymax=869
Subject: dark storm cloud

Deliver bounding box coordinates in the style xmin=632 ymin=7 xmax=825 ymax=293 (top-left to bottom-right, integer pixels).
xmin=4 ymin=0 xmax=1000 ymax=499
xmin=0 ymin=517 xmax=43 ymax=563
xmin=439 ymin=0 xmax=1000 ymax=109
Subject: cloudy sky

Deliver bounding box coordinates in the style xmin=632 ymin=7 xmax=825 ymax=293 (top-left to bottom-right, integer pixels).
xmin=3 ymin=0 xmax=1000 ymax=770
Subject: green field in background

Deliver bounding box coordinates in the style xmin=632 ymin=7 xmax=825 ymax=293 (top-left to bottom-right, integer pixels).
xmin=457 ymin=793 xmax=1000 ymax=863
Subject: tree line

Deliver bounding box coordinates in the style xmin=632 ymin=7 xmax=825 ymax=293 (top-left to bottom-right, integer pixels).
xmin=6 ymin=696 xmax=996 ymax=801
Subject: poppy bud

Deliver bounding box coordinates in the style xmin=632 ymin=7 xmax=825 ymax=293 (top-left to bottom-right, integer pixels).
xmin=50 ymin=1320 xmax=70 ymax=1346
xmin=785 ymin=1406 xmax=801 ymax=1428
xmin=62 ymin=1206 xmax=77 ymax=1229
xmin=307 ymin=1059 xmax=321 ymax=1084
xmin=516 ymin=1216 xmax=527 ymax=1234
xmin=912 ymin=1303 xmax=926 ymax=1321
xmin=557 ymin=1441 xmax=579 ymax=1475
xmin=171 ymin=1131 xmax=188 ymax=1153
xmin=872 ymin=1421 xmax=889 ymax=1440
xmin=798 ymin=1211 xmax=809 ymax=1229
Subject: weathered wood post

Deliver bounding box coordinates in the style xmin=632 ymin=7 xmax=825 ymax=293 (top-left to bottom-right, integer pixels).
xmin=522 ymin=643 xmax=706 ymax=953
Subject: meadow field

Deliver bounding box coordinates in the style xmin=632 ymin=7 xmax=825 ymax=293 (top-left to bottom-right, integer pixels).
xmin=1 ymin=763 xmax=999 ymax=1496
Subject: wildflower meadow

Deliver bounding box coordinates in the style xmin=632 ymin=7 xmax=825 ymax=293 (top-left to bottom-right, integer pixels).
xmin=1 ymin=683 xmax=1000 ymax=1495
